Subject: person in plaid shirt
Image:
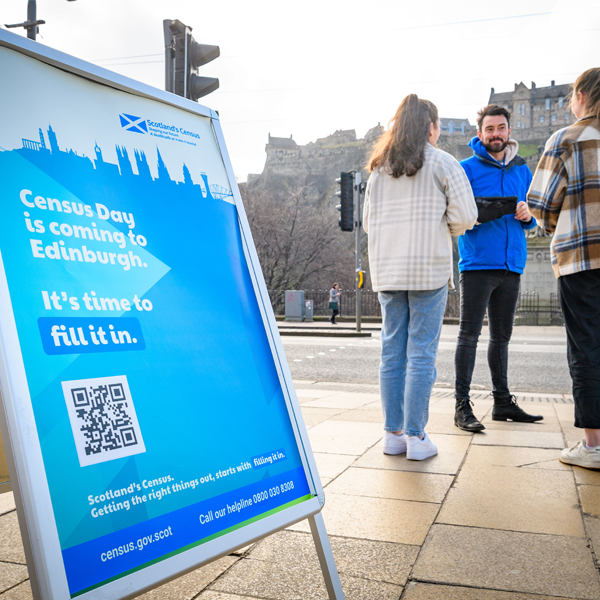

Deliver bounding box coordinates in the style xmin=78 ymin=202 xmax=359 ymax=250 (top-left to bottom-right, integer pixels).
xmin=527 ymin=67 xmax=600 ymax=470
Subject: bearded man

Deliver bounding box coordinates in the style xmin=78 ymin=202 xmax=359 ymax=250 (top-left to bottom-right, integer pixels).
xmin=453 ymin=105 xmax=543 ymax=431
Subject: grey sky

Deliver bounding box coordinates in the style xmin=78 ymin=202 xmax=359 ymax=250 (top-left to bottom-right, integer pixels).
xmin=3 ymin=0 xmax=599 ymax=181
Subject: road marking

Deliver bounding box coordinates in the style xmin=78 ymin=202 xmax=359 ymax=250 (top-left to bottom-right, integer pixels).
xmin=437 ymin=341 xmax=566 ymax=353
xmin=280 ymin=337 xmax=565 ymax=354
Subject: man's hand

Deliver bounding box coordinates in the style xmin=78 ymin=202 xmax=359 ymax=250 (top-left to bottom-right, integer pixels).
xmin=515 ymin=201 xmax=532 ymax=222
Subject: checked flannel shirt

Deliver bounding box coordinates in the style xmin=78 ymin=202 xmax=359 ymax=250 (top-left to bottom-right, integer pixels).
xmin=527 ymin=116 xmax=600 ymax=277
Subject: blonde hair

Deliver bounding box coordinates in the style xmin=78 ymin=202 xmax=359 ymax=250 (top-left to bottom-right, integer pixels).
xmin=572 ymin=68 xmax=600 ymax=120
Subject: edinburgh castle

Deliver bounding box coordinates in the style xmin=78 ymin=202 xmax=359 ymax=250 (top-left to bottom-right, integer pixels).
xmin=246 ymin=80 xmax=573 ymax=203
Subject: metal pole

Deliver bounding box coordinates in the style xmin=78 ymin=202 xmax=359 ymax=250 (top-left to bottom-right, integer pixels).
xmin=354 ymin=172 xmax=362 ymax=333
xmin=183 ymin=27 xmax=189 ymax=99
xmin=309 ymin=513 xmax=346 ymax=599
xmin=4 ymin=0 xmax=45 ymax=38
xmin=27 ymin=0 xmax=36 ymax=40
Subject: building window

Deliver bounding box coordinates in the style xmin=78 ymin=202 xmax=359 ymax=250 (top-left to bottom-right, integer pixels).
xmin=559 ymin=97 xmax=564 ymax=108
xmin=565 ymin=113 xmax=570 ymax=121
xmin=552 ymin=114 xmax=557 ymax=122
xmin=517 ymin=120 xmax=521 ymax=127
xmin=540 ymin=115 xmax=545 ymax=123
xmin=519 ymin=91 xmax=524 ymax=97
xmin=546 ymin=98 xmax=550 ymax=109
xmin=522 ymin=123 xmax=525 ymax=129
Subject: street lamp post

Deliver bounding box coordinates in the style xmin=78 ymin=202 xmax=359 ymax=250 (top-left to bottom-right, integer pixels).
xmin=5 ymin=0 xmax=76 ymax=40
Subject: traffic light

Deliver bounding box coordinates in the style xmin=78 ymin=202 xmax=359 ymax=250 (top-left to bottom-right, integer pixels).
xmin=336 ymin=172 xmax=354 ymax=232
xmin=163 ymin=19 xmax=220 ymax=101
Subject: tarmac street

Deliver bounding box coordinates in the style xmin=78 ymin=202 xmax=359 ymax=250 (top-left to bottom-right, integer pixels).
xmin=1 ymin=379 xmax=599 ymax=599
xmin=281 ymin=324 xmax=572 ymax=395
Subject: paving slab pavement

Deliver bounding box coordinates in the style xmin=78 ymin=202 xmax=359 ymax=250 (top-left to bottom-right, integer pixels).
xmin=1 ymin=382 xmax=599 ymax=600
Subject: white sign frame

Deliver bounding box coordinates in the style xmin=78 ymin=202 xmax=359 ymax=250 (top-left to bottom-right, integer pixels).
xmin=0 ymin=28 xmax=343 ymax=600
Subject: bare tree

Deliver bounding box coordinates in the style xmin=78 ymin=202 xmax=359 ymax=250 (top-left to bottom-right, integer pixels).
xmin=240 ymin=185 xmax=355 ymax=291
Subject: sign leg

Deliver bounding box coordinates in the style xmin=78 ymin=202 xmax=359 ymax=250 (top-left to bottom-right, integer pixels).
xmin=308 ymin=512 xmax=346 ymax=600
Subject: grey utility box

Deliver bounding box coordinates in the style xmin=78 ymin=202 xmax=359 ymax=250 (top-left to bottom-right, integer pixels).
xmin=304 ymin=300 xmax=314 ymax=321
xmin=285 ymin=290 xmax=305 ymax=321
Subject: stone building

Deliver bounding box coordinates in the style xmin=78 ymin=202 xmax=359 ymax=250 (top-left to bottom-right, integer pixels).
xmin=440 ymin=118 xmax=475 ymax=137
xmin=489 ymin=80 xmax=572 ymax=131
xmin=436 ymin=119 xmax=475 ymax=162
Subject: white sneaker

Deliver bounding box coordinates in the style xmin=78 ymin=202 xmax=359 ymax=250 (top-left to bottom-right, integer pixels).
xmin=383 ymin=431 xmax=408 ymax=455
xmin=559 ymin=440 xmax=600 ymax=470
xmin=407 ymin=432 xmax=438 ymax=461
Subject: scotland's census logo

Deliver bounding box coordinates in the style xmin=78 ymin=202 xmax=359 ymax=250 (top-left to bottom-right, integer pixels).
xmin=119 ymin=114 xmax=148 ymax=134
xmin=118 ymin=113 xmax=202 ymax=146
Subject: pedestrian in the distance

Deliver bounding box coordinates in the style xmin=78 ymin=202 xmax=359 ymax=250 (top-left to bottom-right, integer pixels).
xmin=364 ymin=94 xmax=477 ymax=460
xmin=329 ymin=283 xmax=341 ymax=324
xmin=527 ymin=67 xmax=600 ymax=470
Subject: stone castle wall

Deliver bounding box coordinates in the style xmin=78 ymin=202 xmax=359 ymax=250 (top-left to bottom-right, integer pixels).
xmin=248 ymin=129 xmax=381 ymax=204
xmin=254 ymin=120 xmax=566 ymax=193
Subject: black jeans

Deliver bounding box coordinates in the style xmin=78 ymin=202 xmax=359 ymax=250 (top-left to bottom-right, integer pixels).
xmin=331 ymin=308 xmax=339 ymax=323
xmin=559 ymin=269 xmax=600 ymax=429
xmin=454 ymin=269 xmax=521 ymax=399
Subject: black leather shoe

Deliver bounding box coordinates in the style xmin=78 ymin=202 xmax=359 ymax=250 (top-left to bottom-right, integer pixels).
xmin=492 ymin=395 xmax=543 ymax=422
xmin=454 ymin=398 xmax=485 ymax=432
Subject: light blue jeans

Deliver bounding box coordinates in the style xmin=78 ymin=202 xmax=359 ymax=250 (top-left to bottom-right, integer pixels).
xmin=379 ymin=285 xmax=448 ymax=437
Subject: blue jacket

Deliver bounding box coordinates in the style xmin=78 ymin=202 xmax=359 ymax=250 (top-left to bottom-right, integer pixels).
xmin=458 ymin=137 xmax=536 ymax=274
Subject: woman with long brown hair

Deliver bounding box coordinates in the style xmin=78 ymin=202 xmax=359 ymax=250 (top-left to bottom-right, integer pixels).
xmin=528 ymin=68 xmax=600 ymax=470
xmin=364 ymin=94 xmax=477 ymax=460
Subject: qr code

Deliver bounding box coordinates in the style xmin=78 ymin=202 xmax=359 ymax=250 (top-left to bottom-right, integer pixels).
xmin=61 ymin=375 xmax=146 ymax=467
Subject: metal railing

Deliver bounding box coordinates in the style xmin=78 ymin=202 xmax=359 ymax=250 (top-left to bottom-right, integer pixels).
xmin=550 ymin=292 xmax=565 ymax=326
xmin=515 ymin=291 xmax=540 ymax=326
xmin=445 ymin=290 xmax=461 ymax=319
xmin=268 ymin=289 xmax=459 ymax=319
xmin=268 ymin=289 xmax=565 ymax=325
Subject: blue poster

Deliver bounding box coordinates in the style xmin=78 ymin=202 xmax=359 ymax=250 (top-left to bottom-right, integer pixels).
xmin=0 ymin=47 xmax=311 ymax=596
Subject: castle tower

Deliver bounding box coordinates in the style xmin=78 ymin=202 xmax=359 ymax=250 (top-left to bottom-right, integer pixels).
xmin=115 ymin=145 xmax=133 ymax=177
xmin=38 ymin=128 xmax=46 ymax=150
xmin=156 ymin=147 xmax=172 ymax=182
xmin=134 ymin=149 xmax=152 ymax=180
xmin=182 ymin=163 xmax=193 ymax=185
xmin=94 ymin=142 xmax=103 ymax=164
xmin=47 ymin=125 xmax=59 ymax=154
